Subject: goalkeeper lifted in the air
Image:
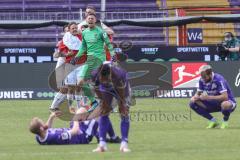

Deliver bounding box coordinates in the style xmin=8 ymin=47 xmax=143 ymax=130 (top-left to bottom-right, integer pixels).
xmin=71 ymin=13 xmax=115 ymax=112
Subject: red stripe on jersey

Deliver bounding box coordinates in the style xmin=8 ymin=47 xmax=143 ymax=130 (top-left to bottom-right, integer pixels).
xmin=58 ymin=34 xmax=86 ymax=64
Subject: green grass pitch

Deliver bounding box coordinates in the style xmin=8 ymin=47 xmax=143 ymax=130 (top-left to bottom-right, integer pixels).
xmin=1 ymin=98 xmax=240 ymax=160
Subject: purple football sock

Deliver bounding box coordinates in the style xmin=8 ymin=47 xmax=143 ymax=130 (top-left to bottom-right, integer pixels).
xmin=189 ymin=102 xmax=213 ymax=120
xmin=121 ymin=115 xmax=130 ymax=142
xmin=98 ymin=115 xmax=109 ymax=142
xmin=222 ymin=109 xmax=231 ymax=121
xmin=107 ymin=118 xmax=116 ymax=138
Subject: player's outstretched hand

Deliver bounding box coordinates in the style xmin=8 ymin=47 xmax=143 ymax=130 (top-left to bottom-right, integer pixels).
xmin=50 ymin=111 xmax=63 ymax=118
xmin=55 ymin=111 xmax=63 ymax=117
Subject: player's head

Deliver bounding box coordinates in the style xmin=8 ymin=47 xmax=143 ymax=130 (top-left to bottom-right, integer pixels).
xmin=63 ymin=24 xmax=69 ymax=33
xmin=80 ymin=24 xmax=89 ymax=32
xmin=86 ymin=13 xmax=97 ymax=28
xmin=29 ymin=117 xmax=47 ymax=136
xmin=98 ymin=62 xmax=111 ymax=83
xmin=85 ymin=5 xmax=96 ymax=18
xmin=199 ymin=65 xmax=213 ymax=83
xmin=68 ymin=22 xmax=78 ymax=36
xmin=224 ymin=32 xmax=234 ymax=42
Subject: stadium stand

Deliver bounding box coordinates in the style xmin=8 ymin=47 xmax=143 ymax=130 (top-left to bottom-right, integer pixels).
xmin=0 ymin=0 xmax=167 ymax=46
xmin=0 ymin=0 xmax=239 ymax=46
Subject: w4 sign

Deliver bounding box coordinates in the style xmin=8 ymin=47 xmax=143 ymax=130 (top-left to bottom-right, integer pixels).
xmin=187 ymin=28 xmax=203 ymax=43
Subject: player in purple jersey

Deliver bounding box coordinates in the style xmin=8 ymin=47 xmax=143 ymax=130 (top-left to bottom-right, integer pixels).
xmin=29 ymin=108 xmax=120 ymax=145
xmin=29 ymin=108 xmax=98 ymax=145
xmin=189 ymin=65 xmax=237 ymax=129
xmin=91 ymin=62 xmax=131 ymax=152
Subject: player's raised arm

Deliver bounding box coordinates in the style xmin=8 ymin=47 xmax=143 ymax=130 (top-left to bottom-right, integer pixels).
xmin=45 ymin=112 xmax=56 ymax=128
xmin=101 ymin=22 xmax=115 ymax=35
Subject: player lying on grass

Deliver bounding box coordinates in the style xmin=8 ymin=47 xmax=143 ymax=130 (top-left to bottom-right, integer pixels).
xmin=71 ymin=13 xmax=115 ymax=112
xmin=91 ymin=62 xmax=131 ymax=152
xmin=29 ymin=108 xmax=97 ymax=145
xmin=189 ymin=65 xmax=237 ymax=129
xmin=29 ymin=108 xmax=120 ymax=145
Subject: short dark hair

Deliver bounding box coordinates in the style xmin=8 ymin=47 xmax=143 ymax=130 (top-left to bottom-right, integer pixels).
xmin=205 ymin=68 xmax=212 ymax=76
xmin=68 ymin=21 xmax=77 ymax=29
xmin=224 ymin=32 xmax=234 ymax=38
xmin=100 ymin=64 xmax=111 ymax=77
xmin=86 ymin=5 xmax=96 ymax=11
xmin=87 ymin=13 xmax=97 ymax=18
xmin=63 ymin=24 xmax=68 ymax=32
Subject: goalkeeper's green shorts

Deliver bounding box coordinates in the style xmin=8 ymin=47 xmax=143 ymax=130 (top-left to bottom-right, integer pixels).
xmin=78 ymin=55 xmax=104 ymax=79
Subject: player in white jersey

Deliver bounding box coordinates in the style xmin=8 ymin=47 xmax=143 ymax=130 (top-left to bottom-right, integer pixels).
xmin=78 ymin=6 xmax=114 ymax=35
xmin=50 ymin=25 xmax=69 ymax=111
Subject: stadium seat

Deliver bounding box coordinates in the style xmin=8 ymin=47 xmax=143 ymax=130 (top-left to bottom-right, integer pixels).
xmin=0 ymin=0 xmax=166 ymax=46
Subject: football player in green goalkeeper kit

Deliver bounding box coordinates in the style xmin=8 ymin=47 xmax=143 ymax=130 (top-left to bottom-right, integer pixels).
xmin=71 ymin=13 xmax=115 ymax=112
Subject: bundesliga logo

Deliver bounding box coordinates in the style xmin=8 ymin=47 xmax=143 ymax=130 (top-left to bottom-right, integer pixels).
xmin=172 ymin=62 xmax=207 ymax=88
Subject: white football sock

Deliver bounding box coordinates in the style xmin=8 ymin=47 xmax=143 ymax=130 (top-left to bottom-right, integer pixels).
xmin=50 ymin=92 xmax=66 ymax=109
xmin=67 ymin=94 xmax=74 ymax=106
xmin=75 ymin=94 xmax=82 ymax=108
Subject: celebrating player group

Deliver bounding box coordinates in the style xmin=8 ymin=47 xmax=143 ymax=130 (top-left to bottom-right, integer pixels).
xmin=29 ymin=5 xmax=237 ymax=154
xmin=29 ymin=6 xmax=131 ymax=153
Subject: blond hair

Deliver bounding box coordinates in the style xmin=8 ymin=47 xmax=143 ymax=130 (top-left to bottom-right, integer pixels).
xmin=29 ymin=117 xmax=42 ymax=135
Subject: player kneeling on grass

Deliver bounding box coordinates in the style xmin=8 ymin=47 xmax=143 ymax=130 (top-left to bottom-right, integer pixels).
xmin=29 ymin=108 xmax=99 ymax=145
xmin=189 ymin=65 xmax=236 ymax=129
xmin=91 ymin=62 xmax=131 ymax=152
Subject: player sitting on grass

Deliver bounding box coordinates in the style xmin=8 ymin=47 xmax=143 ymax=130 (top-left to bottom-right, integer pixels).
xmin=189 ymin=65 xmax=237 ymax=129
xmin=91 ymin=62 xmax=131 ymax=152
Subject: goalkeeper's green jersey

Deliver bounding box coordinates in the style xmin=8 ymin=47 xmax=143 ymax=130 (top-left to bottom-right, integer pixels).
xmin=76 ymin=26 xmax=114 ymax=61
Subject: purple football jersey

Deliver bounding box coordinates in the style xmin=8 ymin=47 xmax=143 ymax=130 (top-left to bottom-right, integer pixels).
xmin=36 ymin=119 xmax=98 ymax=145
xmin=92 ymin=65 xmax=130 ymax=99
xmin=198 ymin=73 xmax=236 ymax=103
